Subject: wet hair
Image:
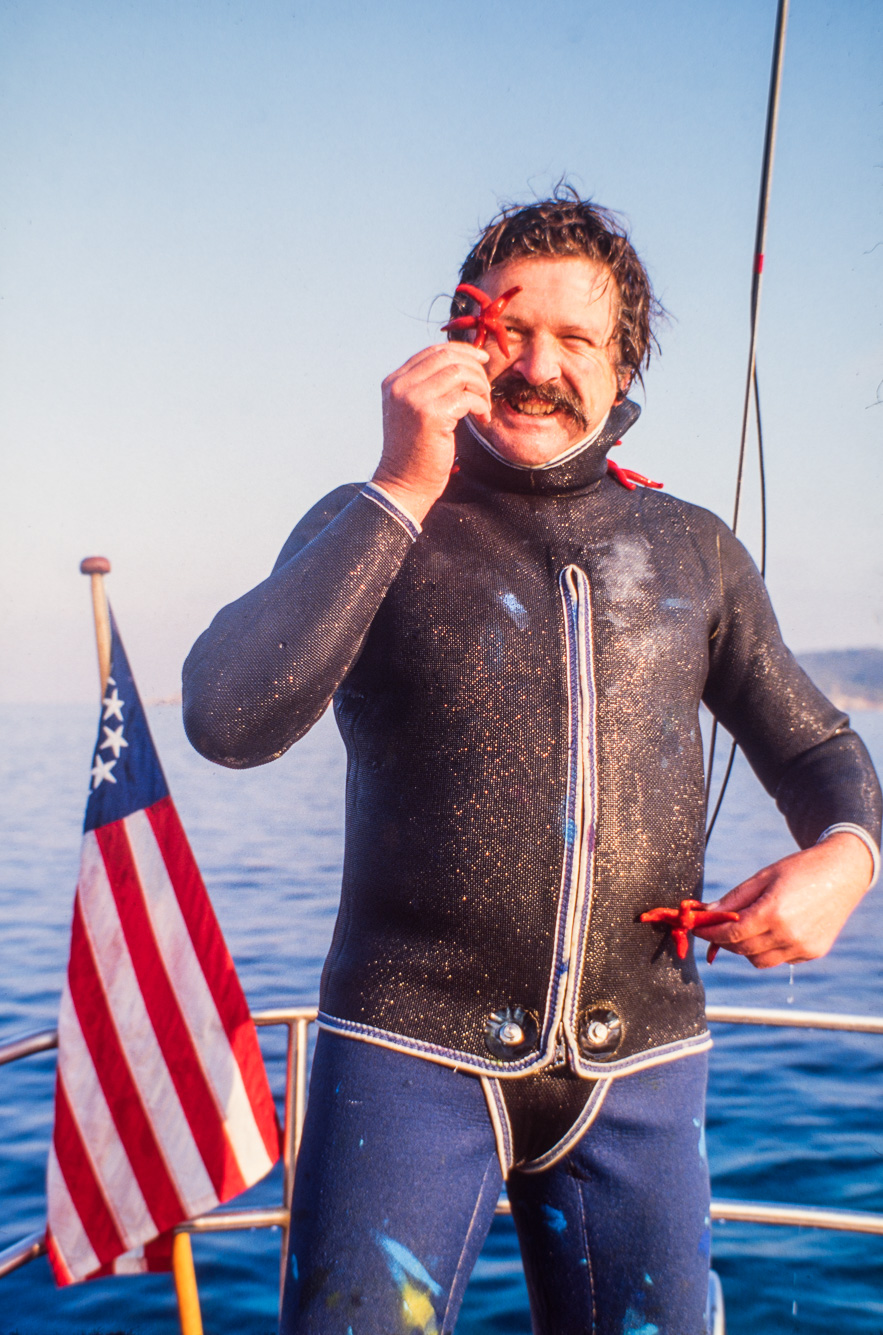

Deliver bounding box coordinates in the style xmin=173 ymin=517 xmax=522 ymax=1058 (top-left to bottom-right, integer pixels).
xmin=451 ymin=185 xmax=663 ymax=389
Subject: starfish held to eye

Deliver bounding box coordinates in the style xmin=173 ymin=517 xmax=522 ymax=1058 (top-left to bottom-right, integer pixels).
xmin=441 ymin=283 xmax=522 ymax=358
xmin=640 ymin=898 xmax=740 ymax=962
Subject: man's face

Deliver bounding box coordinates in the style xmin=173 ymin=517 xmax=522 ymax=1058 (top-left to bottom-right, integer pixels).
xmin=467 ymin=256 xmax=624 ymax=467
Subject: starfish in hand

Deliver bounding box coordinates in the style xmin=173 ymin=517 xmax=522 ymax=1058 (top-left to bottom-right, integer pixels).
xmin=640 ymin=898 xmax=740 ymax=962
xmin=442 ymin=283 xmax=523 ymax=358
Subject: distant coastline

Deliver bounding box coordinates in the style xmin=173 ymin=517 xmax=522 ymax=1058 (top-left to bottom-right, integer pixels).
xmin=798 ymin=648 xmax=883 ymax=712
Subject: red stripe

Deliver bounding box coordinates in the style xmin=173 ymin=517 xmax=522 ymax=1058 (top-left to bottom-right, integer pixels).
xmin=143 ymin=1228 xmax=175 ymax=1271
xmin=52 ymin=1074 xmax=125 ymax=1268
xmin=95 ymin=819 xmax=247 ymax=1199
xmin=146 ymin=797 xmax=279 ymax=1159
xmin=45 ymin=1228 xmax=74 ymax=1286
xmin=67 ymin=896 xmax=186 ymax=1229
xmin=91 ymin=1227 xmax=175 ymax=1279
xmin=755 ymin=252 xmax=765 ymax=274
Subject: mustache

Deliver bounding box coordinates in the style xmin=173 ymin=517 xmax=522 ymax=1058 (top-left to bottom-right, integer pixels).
xmin=490 ymin=371 xmax=590 ymax=431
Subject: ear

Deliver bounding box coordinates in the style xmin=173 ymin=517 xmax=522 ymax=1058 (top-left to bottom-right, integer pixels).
xmin=614 ymin=369 xmax=633 ymax=403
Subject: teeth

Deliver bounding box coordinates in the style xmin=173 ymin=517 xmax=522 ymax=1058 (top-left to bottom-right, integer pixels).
xmin=510 ymin=401 xmax=557 ymax=416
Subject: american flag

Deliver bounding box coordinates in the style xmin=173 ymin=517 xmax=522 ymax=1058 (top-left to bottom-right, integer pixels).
xmin=46 ymin=612 xmax=279 ymax=1284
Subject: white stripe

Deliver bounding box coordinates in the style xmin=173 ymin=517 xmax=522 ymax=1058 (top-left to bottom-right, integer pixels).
xmin=318 ymin=1012 xmax=712 ymax=1079
xmin=562 ymin=566 xmax=600 ymax=1047
xmin=57 ymin=984 xmax=155 ymax=1247
xmin=77 ymin=833 xmax=218 ymax=1216
xmin=571 ymin=1029 xmax=713 ymax=1079
xmin=360 ymin=483 xmax=422 ymax=539
xmin=817 ymin=823 xmax=880 ymax=888
xmin=519 ymin=1078 xmax=612 ymax=1174
xmin=124 ymin=810 xmax=273 ymax=1183
xmin=465 ymin=412 xmax=610 ymax=471
xmin=112 ymin=1245 xmax=149 ymax=1274
xmin=479 ymin=1077 xmax=513 ymax=1179
xmin=47 ymin=1144 xmax=100 ymax=1282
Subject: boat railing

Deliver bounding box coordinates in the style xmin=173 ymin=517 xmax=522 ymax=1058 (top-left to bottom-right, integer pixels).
xmin=2 ymin=1004 xmax=883 ymax=1330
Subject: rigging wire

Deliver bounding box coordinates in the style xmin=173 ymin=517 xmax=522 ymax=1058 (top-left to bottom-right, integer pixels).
xmin=705 ymin=366 xmax=767 ymax=840
xmin=705 ymin=0 xmax=788 ymax=843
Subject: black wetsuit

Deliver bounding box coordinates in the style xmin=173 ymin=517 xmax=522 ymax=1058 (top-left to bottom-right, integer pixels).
xmin=183 ymin=399 xmax=881 ymax=1162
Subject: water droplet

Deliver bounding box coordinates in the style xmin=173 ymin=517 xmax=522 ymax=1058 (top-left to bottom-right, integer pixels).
xmin=787 ymin=963 xmax=795 ymax=1004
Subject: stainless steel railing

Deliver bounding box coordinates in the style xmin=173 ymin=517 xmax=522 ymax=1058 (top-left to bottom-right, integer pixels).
xmin=0 ymin=1006 xmax=317 ymax=1287
xmin=2 ymin=1003 xmax=882 ymax=1292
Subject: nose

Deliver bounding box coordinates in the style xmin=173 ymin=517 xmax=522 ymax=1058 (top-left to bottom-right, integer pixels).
xmin=512 ymin=330 xmax=562 ymax=386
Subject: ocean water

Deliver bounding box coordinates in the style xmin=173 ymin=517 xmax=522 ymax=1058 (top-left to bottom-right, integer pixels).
xmin=0 ymin=702 xmax=881 ymax=1334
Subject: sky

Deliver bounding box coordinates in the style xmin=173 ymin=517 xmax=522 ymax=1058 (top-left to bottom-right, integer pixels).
xmin=1 ymin=0 xmax=881 ymax=704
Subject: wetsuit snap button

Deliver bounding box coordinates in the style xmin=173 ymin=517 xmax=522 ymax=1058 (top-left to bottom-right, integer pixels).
xmin=578 ymin=1007 xmax=623 ymax=1058
xmin=485 ymin=1005 xmax=539 ymax=1061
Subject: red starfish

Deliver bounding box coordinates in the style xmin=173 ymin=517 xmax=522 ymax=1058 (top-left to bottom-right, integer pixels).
xmin=442 ymin=283 xmax=522 ymax=358
xmin=640 ymin=898 xmax=740 ymax=962
xmin=607 ymin=458 xmax=663 ymax=491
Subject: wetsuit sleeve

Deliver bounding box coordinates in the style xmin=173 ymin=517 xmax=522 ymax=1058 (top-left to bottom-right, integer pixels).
xmin=702 ymin=521 xmax=882 ymax=851
xmin=182 ymin=483 xmax=419 ymax=768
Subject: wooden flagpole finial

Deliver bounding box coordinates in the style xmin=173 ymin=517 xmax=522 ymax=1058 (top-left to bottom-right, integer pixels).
xmin=79 ymin=556 xmax=112 ymax=698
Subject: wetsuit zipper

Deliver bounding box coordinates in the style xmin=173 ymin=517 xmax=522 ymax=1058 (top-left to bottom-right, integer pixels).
xmin=551 ymin=565 xmax=598 ymax=1068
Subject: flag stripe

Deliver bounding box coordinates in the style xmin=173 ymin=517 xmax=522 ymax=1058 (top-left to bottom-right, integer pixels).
xmin=94 ymin=820 xmax=247 ymax=1201
xmin=74 ymin=838 xmax=217 ymax=1213
xmin=94 ymin=1228 xmax=175 ymax=1277
xmin=46 ymin=1151 xmax=96 ymax=1284
xmin=52 ymin=1077 xmax=125 ymax=1266
xmin=125 ymin=807 xmax=274 ymax=1182
xmin=57 ymin=982 xmax=156 ymax=1246
xmin=146 ymin=797 xmax=279 ymax=1157
xmin=67 ymin=892 xmax=193 ymax=1227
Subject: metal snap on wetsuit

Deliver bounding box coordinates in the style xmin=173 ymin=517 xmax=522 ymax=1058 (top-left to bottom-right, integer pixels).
xmin=183 ymin=398 xmax=881 ymax=1330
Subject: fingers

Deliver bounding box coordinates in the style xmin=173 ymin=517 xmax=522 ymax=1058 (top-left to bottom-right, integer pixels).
xmin=383 ymin=353 xmax=492 ymax=422
xmin=703 ymin=865 xmax=778 ymax=913
xmin=375 ymin=342 xmax=494 ymax=519
xmin=382 ymin=341 xmax=490 ymax=389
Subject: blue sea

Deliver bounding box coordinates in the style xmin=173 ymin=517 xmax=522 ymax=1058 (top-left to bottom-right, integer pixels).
xmin=1 ymin=703 xmax=881 ymax=1333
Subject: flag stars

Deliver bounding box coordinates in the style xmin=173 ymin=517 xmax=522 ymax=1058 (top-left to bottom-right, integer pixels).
xmin=90 ymin=755 xmax=118 ymax=789
xmin=100 ymin=725 xmax=129 ymax=759
xmin=102 ymin=688 xmax=124 ymax=722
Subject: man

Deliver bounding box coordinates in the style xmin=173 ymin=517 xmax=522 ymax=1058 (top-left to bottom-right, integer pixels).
xmin=183 ymin=195 xmax=881 ymax=1334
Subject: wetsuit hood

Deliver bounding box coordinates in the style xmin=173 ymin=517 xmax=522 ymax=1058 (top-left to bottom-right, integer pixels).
xmin=455 ymin=396 xmax=641 ymax=496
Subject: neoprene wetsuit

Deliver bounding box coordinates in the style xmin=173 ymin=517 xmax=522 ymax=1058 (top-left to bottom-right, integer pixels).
xmin=183 ymin=398 xmax=882 ymax=1165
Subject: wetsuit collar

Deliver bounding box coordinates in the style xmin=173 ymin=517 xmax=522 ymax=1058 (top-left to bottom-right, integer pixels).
xmin=455 ymin=398 xmax=642 ymax=496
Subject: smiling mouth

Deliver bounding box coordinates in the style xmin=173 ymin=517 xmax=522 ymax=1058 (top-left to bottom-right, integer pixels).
xmin=504 ymin=398 xmax=560 ymax=417
xmin=490 ymin=374 xmax=590 ymax=430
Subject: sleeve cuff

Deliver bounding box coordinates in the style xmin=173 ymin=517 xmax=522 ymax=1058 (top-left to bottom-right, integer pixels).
xmin=361 ymin=483 xmax=423 ymax=541
xmin=816 ymin=823 xmax=880 ymax=890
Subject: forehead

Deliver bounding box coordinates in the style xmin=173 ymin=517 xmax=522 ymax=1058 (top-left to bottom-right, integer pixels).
xmin=479 ymin=255 xmax=619 ymax=331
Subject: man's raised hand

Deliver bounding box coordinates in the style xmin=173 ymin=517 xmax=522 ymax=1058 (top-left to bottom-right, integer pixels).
xmin=372 ymin=342 xmax=491 ymax=525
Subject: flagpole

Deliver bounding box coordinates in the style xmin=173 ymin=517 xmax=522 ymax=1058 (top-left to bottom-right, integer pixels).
xmin=79 ymin=556 xmax=112 ymax=697
xmin=171 ymin=1232 xmax=205 ymax=1335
